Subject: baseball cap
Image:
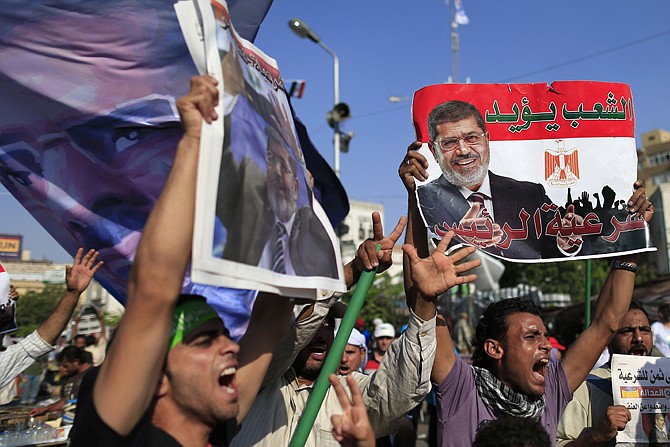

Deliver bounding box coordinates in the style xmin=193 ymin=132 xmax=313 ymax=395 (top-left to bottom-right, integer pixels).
xmin=169 ymin=295 xmax=223 ymax=350
xmin=374 ymin=323 xmax=395 ymax=339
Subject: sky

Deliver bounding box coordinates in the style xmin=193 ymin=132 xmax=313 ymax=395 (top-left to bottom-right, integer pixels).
xmin=1 ymin=0 xmax=670 ymax=263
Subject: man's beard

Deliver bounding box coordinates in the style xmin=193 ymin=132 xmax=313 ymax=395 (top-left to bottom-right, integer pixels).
xmin=294 ymin=357 xmax=323 ymax=382
xmin=268 ymin=194 xmax=297 ymax=223
xmin=435 ymin=150 xmax=488 ymax=188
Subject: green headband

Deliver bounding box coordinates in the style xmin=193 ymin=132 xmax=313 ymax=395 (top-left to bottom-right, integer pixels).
xmin=169 ymin=299 xmax=220 ymax=350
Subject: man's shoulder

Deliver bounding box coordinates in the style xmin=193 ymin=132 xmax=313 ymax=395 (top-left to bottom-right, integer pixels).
xmin=489 ymin=171 xmax=544 ymax=192
xmin=345 ymin=371 xmax=371 ymax=387
xmin=416 ymin=175 xmax=462 ymax=206
xmin=417 ymin=174 xmax=451 ymax=193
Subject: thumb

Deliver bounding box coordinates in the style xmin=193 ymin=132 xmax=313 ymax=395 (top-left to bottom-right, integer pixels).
xmin=401 ymin=244 xmax=419 ymax=263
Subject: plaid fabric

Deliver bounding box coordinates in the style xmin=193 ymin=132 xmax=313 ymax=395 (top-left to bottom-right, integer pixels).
xmin=472 ymin=365 xmax=545 ymax=420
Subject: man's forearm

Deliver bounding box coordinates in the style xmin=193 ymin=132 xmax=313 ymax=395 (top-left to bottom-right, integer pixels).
xmin=261 ymin=295 xmax=336 ymax=387
xmin=237 ymin=293 xmax=293 ymax=422
xmin=403 ymin=196 xmax=427 ymax=308
xmin=593 ymin=259 xmax=637 ymax=332
xmin=412 ymin=294 xmax=437 ymax=321
xmin=343 ymin=261 xmax=359 ymax=290
xmin=364 ymin=309 xmax=436 ymax=436
xmin=128 ymin=133 xmax=200 ymax=299
xmin=36 ymin=291 xmax=80 ymax=345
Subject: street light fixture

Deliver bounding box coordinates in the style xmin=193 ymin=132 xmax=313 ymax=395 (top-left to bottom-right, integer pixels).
xmin=389 ymin=96 xmax=409 ymax=103
xmin=288 ymin=18 xmax=348 ymax=178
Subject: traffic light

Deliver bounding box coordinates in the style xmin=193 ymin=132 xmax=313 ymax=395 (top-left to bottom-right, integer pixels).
xmin=326 ymin=102 xmax=350 ymax=128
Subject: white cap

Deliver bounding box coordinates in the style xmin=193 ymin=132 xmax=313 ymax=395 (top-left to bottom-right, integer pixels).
xmin=374 ymin=323 xmax=395 ymax=339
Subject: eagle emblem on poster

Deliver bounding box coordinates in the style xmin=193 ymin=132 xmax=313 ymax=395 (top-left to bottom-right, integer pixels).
xmin=545 ymin=139 xmax=579 ymax=187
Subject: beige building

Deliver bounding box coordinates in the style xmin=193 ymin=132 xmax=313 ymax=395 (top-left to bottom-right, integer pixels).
xmin=638 ymin=129 xmax=670 ymax=275
xmin=1 ymin=250 xmax=124 ymax=318
xmin=638 ymin=129 xmax=670 ymax=193
xmin=338 ymin=200 xmax=404 ymax=282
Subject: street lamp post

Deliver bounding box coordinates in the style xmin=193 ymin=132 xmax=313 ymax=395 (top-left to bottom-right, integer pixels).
xmin=288 ymin=18 xmax=343 ymax=178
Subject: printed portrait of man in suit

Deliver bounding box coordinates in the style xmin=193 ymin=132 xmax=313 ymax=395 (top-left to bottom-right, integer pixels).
xmin=417 ymin=100 xmax=581 ymax=259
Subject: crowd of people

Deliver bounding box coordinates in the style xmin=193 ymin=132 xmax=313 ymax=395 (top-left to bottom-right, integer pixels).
xmin=0 ymin=75 xmax=664 ymax=447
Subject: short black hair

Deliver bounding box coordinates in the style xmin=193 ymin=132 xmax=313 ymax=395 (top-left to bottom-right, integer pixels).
xmin=58 ymin=346 xmax=83 ymax=363
xmin=427 ymin=100 xmax=487 ymax=142
xmin=474 ymin=417 xmax=550 ymax=447
xmin=78 ymin=350 xmax=93 ymax=365
xmin=629 ymin=298 xmax=649 ymax=320
xmin=471 ymin=298 xmax=542 ymax=369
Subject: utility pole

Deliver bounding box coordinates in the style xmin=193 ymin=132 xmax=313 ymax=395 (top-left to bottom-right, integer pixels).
xmin=450 ymin=0 xmax=459 ymax=83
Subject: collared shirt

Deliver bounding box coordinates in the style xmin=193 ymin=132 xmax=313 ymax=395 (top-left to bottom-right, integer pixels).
xmin=457 ymin=172 xmax=495 ymax=221
xmin=0 ymin=330 xmax=53 ymax=388
xmin=555 ymin=366 xmax=612 ymax=446
xmin=259 ymin=214 xmax=297 ymax=275
xmin=231 ymin=299 xmax=436 ymax=447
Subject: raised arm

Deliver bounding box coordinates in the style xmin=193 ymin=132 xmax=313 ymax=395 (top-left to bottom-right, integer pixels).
xmin=260 ymin=212 xmax=407 ymax=387
xmin=235 ymin=292 xmax=293 ymax=424
xmin=37 ymin=248 xmax=102 ymax=344
xmin=403 ymin=232 xmax=480 ymax=385
xmin=561 ymin=180 xmax=653 ymax=393
xmin=94 ymin=75 xmax=219 ymax=435
xmin=399 ymin=141 xmax=430 ymax=310
xmin=344 ymin=211 xmax=406 ymax=289
xmin=400 ymin=142 xmax=467 ymax=385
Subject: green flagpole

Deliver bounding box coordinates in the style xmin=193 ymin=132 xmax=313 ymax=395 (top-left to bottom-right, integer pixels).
xmin=288 ymin=245 xmax=380 ymax=447
xmin=584 ymin=259 xmax=591 ymax=328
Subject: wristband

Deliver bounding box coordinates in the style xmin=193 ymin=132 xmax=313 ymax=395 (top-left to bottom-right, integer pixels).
xmin=610 ymin=259 xmax=638 ymax=273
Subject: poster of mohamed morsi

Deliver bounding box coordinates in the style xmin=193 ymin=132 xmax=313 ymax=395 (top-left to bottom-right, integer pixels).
xmin=411 ymin=81 xmax=655 ymax=263
xmin=183 ymin=0 xmax=345 ymax=298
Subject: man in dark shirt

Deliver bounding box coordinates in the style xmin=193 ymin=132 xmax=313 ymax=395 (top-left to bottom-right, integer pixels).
xmin=30 ymin=346 xmax=91 ymax=421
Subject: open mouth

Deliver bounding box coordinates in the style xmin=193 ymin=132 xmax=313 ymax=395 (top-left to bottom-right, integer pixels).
xmin=629 ymin=346 xmax=648 ymax=356
xmin=532 ymin=358 xmax=549 ymax=382
xmin=219 ymin=366 xmax=237 ymax=394
xmin=338 ymin=365 xmax=350 ymax=374
xmin=310 ymin=345 xmax=327 ymax=361
xmin=452 ymin=155 xmax=479 ymax=167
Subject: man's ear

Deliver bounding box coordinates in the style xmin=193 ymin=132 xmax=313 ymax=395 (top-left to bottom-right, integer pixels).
xmin=484 ymin=339 xmax=503 ymax=360
xmin=428 ymin=142 xmax=437 ymax=159
xmin=156 ymin=373 xmax=170 ymax=398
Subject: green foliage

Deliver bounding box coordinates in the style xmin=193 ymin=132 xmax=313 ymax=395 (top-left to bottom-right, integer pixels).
xmin=103 ymin=311 xmax=123 ymax=327
xmin=342 ymin=271 xmax=406 ymax=329
xmin=14 ymin=285 xmax=66 ymax=337
xmin=499 ymin=257 xmax=658 ymax=303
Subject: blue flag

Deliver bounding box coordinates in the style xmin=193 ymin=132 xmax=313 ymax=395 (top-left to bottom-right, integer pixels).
xmin=0 ymin=0 xmax=347 ymax=339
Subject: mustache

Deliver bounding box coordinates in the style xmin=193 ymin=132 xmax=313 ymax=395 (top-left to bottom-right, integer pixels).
xmin=451 ymin=153 xmax=480 ymax=163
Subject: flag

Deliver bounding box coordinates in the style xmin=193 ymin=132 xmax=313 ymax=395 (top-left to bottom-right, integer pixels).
xmin=455 ymin=0 xmax=469 ymax=25
xmin=286 ymin=80 xmax=307 ymax=99
xmin=0 ymin=0 xmax=348 ymax=338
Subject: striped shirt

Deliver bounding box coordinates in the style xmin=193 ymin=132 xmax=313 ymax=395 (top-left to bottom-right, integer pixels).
xmin=0 ymin=330 xmax=53 ymax=388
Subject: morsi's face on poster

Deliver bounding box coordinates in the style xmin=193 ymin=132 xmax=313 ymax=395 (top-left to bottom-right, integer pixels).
xmin=265 ymin=129 xmax=299 ymax=223
xmin=430 ymin=115 xmax=491 ymax=192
